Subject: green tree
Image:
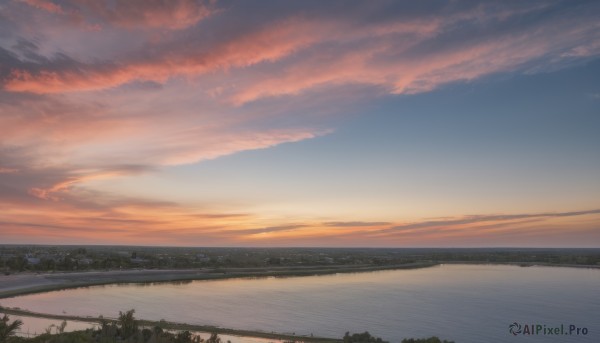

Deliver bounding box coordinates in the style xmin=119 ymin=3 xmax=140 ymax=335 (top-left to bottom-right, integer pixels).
xmin=206 ymin=332 xmax=221 ymax=343
xmin=343 ymin=331 xmax=388 ymax=343
xmin=153 ymin=326 xmax=163 ymax=336
xmin=174 ymin=331 xmax=192 ymax=343
xmin=0 ymin=314 xmax=23 ymax=342
xmin=141 ymin=328 xmax=153 ymax=342
xmin=118 ymin=309 xmax=138 ymax=339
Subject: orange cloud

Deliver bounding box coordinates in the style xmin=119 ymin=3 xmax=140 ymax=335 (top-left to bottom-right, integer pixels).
xmin=2 ymin=172 xmax=599 ymax=247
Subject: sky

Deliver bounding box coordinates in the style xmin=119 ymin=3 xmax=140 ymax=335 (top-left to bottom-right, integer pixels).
xmin=0 ymin=0 xmax=599 ymax=247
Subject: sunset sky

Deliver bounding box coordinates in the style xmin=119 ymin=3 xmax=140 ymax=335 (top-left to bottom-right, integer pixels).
xmin=1 ymin=0 xmax=599 ymax=247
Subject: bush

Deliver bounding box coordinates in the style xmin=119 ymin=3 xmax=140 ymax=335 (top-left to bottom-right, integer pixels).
xmin=401 ymin=337 xmax=455 ymax=343
xmin=343 ymin=331 xmax=389 ymax=343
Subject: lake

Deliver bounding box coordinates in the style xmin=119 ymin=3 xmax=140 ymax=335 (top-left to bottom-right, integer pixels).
xmin=1 ymin=264 xmax=598 ymax=342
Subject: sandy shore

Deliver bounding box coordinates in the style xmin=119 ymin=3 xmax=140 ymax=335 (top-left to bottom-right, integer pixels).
xmin=0 ymin=262 xmax=437 ymax=299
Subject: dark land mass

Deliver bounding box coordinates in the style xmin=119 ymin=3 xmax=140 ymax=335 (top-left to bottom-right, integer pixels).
xmin=2 ymin=245 xmax=599 ymax=274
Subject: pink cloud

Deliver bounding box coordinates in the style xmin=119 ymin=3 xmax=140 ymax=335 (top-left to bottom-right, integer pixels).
xmin=230 ymin=17 xmax=600 ymax=104
xmin=5 ymin=2 xmax=598 ymax=102
xmin=0 ymin=167 xmax=20 ymax=174
xmin=19 ymin=127 xmax=327 ymax=202
xmin=20 ymin=0 xmax=64 ymax=14
xmin=3 ymin=16 xmax=327 ymax=93
xmin=19 ymin=0 xmax=215 ymax=30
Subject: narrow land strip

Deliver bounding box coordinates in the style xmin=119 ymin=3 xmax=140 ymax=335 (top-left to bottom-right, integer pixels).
xmin=0 ymin=262 xmax=437 ymax=299
xmin=0 ymin=306 xmax=341 ymax=342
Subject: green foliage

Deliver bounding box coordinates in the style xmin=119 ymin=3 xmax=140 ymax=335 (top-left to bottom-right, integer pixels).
xmin=174 ymin=331 xmax=192 ymax=343
xmin=206 ymin=332 xmax=221 ymax=343
xmin=401 ymin=337 xmax=455 ymax=343
xmin=343 ymin=331 xmax=389 ymax=343
xmin=0 ymin=314 xmax=24 ymax=342
xmin=118 ymin=309 xmax=138 ymax=339
xmin=11 ymin=309 xmax=211 ymax=343
xmin=342 ymin=332 xmax=454 ymax=343
xmin=3 ymin=245 xmax=599 ymax=273
xmin=7 ymin=309 xmax=454 ymax=343
xmin=141 ymin=328 xmax=152 ymax=342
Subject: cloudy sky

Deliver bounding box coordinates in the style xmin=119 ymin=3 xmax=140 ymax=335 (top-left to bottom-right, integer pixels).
xmin=1 ymin=0 xmax=599 ymax=247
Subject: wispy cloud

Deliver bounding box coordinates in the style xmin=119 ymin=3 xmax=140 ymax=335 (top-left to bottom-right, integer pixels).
xmin=3 ymin=1 xmax=598 ymax=102
xmin=1 ymin=0 xmax=599 ymax=246
xmin=324 ymin=221 xmax=391 ymax=227
xmin=0 ymin=167 xmax=19 ymax=174
xmin=379 ymin=209 xmax=600 ymax=234
xmin=221 ymin=225 xmax=309 ymax=237
xmin=19 ymin=0 xmax=216 ymax=30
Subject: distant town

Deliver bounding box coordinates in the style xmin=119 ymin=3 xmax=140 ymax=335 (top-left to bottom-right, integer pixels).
xmin=1 ymin=246 xmax=599 ymax=274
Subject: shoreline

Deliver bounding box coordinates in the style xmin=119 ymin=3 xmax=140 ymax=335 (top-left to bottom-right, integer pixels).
xmin=441 ymin=261 xmax=600 ymax=269
xmin=0 ymin=306 xmax=341 ymax=342
xmin=0 ymin=262 xmax=438 ymax=299
xmin=2 ymin=261 xmax=598 ymax=300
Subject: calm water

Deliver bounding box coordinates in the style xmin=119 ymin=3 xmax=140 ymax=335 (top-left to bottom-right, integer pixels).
xmin=1 ymin=264 xmax=598 ymax=343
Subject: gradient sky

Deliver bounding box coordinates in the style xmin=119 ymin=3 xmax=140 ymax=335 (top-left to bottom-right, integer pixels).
xmin=1 ymin=0 xmax=599 ymax=247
